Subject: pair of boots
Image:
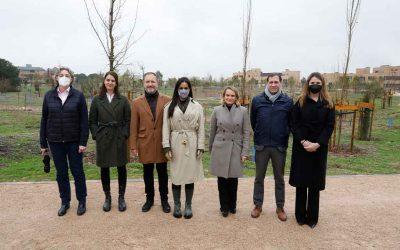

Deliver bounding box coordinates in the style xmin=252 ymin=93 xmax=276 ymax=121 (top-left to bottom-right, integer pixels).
xmin=103 ymin=192 xmax=126 ymax=212
xmin=172 ymin=185 xmax=194 ymax=219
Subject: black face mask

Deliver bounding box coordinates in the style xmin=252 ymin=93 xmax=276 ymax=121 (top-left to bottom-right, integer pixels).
xmin=309 ymin=84 xmax=322 ymax=94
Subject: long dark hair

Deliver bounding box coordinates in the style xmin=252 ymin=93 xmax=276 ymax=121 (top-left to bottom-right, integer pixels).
xmin=298 ymin=72 xmax=333 ymax=108
xmin=168 ymin=77 xmax=193 ymax=118
xmin=99 ymin=71 xmax=119 ymax=97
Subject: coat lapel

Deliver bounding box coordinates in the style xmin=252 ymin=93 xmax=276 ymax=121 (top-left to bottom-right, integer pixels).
xmin=140 ymin=95 xmax=153 ymax=119
xmin=154 ymin=94 xmax=165 ymax=125
xmin=99 ymin=96 xmax=115 ymax=118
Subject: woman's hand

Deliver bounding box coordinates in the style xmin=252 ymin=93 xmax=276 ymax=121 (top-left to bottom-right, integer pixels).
xmin=241 ymin=156 xmax=248 ymax=163
xmin=196 ymin=149 xmax=203 ymax=159
xmin=304 ymin=143 xmax=320 ymax=152
xmin=40 ymin=148 xmax=48 ymax=156
xmin=78 ymin=146 xmax=87 ymax=153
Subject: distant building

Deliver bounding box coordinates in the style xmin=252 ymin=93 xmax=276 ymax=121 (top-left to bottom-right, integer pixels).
xmin=323 ymin=65 xmax=400 ymax=90
xmin=232 ymin=68 xmax=301 ymax=87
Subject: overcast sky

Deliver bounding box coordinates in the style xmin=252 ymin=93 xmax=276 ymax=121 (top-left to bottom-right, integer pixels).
xmin=1 ymin=0 xmax=399 ymax=78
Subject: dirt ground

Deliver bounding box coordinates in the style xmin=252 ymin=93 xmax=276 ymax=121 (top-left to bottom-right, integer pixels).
xmin=1 ymin=175 xmax=399 ymax=249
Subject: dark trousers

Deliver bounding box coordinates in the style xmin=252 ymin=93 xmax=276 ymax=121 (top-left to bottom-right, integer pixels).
xmin=143 ymin=162 xmax=168 ymax=201
xmin=48 ymin=142 xmax=87 ymax=205
xmin=253 ymin=146 xmax=286 ymax=208
xmin=100 ymin=166 xmax=127 ymax=196
xmin=217 ymin=177 xmax=238 ymax=212
xmin=295 ymin=187 xmax=320 ymax=224
xmin=172 ymin=183 xmax=194 ymax=191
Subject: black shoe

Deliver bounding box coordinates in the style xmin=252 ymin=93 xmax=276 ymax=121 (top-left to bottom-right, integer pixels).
xmin=221 ymin=210 xmax=229 ymax=217
xmin=103 ymin=193 xmax=111 ymax=212
xmin=77 ymin=201 xmax=86 ymax=216
xmin=58 ymin=203 xmax=70 ymax=216
xmin=118 ymin=195 xmax=127 ymax=212
xmin=297 ymin=219 xmax=306 ymax=226
xmin=142 ymin=199 xmax=154 ymax=212
xmin=308 ymin=221 xmax=317 ymax=229
xmin=161 ymin=200 xmax=171 ymax=213
xmin=172 ymin=188 xmax=182 ymax=218
xmin=229 ymin=208 xmax=236 ymax=214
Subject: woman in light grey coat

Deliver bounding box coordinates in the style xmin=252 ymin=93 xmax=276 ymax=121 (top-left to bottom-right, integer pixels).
xmin=209 ymin=86 xmax=251 ymax=217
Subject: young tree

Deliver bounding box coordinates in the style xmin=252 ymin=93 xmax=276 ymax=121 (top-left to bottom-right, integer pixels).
xmin=240 ymin=0 xmax=253 ymax=105
xmin=340 ymin=0 xmax=361 ymax=104
xmin=83 ymin=0 xmax=145 ymax=71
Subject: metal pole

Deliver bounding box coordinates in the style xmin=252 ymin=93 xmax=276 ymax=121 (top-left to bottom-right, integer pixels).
xmin=350 ymin=111 xmax=356 ymax=152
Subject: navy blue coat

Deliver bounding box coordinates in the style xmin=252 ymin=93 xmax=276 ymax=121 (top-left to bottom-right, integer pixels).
xmin=250 ymin=92 xmax=293 ymax=148
xmin=40 ymin=86 xmax=89 ymax=148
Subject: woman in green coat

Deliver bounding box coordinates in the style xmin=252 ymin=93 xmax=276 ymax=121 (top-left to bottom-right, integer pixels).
xmin=89 ymin=71 xmax=131 ymax=212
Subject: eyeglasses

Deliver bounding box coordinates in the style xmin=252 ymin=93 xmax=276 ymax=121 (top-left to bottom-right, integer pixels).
xmin=268 ymin=81 xmax=280 ymax=84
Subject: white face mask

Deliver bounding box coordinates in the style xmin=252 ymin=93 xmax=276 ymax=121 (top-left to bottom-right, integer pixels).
xmin=58 ymin=76 xmax=71 ymax=87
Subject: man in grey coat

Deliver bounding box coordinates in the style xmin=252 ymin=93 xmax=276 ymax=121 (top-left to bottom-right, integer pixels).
xmin=250 ymin=73 xmax=293 ymax=221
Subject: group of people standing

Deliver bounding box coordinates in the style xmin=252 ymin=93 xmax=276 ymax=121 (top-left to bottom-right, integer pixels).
xmin=40 ymin=67 xmax=334 ymax=229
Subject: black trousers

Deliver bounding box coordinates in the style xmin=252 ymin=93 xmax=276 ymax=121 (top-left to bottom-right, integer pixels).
xmin=218 ymin=177 xmax=238 ymax=211
xmin=100 ymin=166 xmax=127 ymax=196
xmin=295 ymin=187 xmax=320 ymax=224
xmin=143 ymin=162 xmax=168 ymax=201
xmin=48 ymin=142 xmax=87 ymax=205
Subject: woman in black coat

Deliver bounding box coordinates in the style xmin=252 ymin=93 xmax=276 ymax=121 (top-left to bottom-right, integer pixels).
xmin=289 ymin=72 xmax=335 ymax=228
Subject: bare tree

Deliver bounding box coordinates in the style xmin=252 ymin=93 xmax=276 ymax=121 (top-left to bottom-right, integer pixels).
xmin=340 ymin=0 xmax=361 ymax=104
xmin=83 ymin=0 xmax=145 ymax=71
xmin=241 ymin=0 xmax=252 ymax=105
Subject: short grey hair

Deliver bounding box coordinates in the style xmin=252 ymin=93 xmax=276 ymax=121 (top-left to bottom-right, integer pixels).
xmin=55 ymin=67 xmax=75 ymax=84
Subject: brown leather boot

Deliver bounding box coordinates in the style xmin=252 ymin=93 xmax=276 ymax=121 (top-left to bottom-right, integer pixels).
xmin=276 ymin=207 xmax=287 ymax=221
xmin=251 ymin=205 xmax=262 ymax=218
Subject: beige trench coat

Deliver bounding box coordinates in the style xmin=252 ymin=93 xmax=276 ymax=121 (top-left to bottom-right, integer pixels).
xmin=162 ymin=99 xmax=205 ymax=185
xmin=209 ymin=104 xmax=251 ymax=178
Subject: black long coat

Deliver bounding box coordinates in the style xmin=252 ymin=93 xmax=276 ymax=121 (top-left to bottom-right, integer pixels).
xmin=89 ymin=94 xmax=131 ymax=168
xmin=289 ymin=97 xmax=335 ymax=190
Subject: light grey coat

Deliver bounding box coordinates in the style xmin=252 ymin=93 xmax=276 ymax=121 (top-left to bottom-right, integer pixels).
xmin=209 ymin=104 xmax=251 ymax=178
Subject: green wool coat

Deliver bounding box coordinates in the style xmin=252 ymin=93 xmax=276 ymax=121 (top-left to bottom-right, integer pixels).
xmin=89 ymin=94 xmax=131 ymax=168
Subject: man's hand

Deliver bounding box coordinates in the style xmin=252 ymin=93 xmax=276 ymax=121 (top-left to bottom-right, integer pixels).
xmin=241 ymin=156 xmax=248 ymax=163
xmin=165 ymin=151 xmax=173 ymax=161
xmin=78 ymin=146 xmax=87 ymax=154
xmin=131 ymin=149 xmax=138 ymax=157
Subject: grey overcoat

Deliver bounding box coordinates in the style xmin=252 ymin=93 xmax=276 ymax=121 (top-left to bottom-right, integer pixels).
xmin=209 ymin=104 xmax=251 ymax=178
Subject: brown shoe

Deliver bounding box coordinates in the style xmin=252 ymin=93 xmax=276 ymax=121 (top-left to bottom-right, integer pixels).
xmin=251 ymin=205 xmax=262 ymax=218
xmin=276 ymin=207 xmax=287 ymax=221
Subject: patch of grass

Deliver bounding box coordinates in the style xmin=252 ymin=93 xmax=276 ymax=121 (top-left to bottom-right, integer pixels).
xmin=0 ymin=95 xmax=399 ymax=182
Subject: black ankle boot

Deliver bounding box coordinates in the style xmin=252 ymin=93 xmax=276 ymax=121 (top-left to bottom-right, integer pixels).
xmin=103 ymin=192 xmax=111 ymax=212
xmin=118 ymin=195 xmax=127 ymax=212
xmin=142 ymin=198 xmax=154 ymax=212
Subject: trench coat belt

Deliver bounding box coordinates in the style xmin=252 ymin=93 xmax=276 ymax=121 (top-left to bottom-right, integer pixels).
xmin=97 ymin=121 xmax=125 ymax=136
xmin=171 ymin=130 xmax=196 ymax=157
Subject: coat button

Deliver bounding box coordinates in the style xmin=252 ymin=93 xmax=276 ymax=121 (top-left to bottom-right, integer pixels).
xmin=223 ymin=130 xmax=225 ymax=132
xmin=232 ymin=131 xmax=234 ymax=133
xmin=223 ymin=139 xmax=225 ymax=141
xmin=231 ymin=139 xmax=234 ymax=141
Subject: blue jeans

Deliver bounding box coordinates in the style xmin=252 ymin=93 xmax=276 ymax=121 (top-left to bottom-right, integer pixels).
xmin=48 ymin=142 xmax=87 ymax=205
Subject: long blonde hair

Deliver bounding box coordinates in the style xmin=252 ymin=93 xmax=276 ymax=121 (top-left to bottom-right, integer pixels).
xmin=298 ymin=72 xmax=333 ymax=108
xmin=221 ymin=86 xmax=241 ymax=106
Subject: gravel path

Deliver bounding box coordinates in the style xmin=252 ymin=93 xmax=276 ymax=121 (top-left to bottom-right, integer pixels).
xmin=1 ymin=175 xmax=399 ymax=249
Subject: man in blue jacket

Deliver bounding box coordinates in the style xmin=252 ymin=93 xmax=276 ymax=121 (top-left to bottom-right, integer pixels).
xmin=40 ymin=67 xmax=89 ymax=216
xmin=250 ymin=73 xmax=293 ymax=221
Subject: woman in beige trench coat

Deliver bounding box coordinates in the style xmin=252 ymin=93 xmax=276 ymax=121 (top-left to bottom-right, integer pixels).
xmin=209 ymin=86 xmax=251 ymax=217
xmin=162 ymin=77 xmax=205 ymax=219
